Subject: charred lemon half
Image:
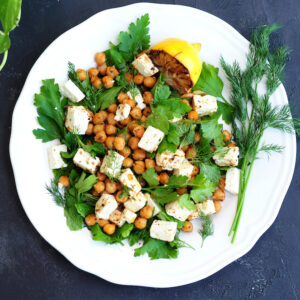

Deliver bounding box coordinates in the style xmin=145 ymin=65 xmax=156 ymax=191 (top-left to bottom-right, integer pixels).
xmin=148 ymin=38 xmax=202 ymax=94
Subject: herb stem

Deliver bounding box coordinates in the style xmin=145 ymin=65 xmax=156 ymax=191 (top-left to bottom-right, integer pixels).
xmin=0 ymin=51 xmax=8 ymax=72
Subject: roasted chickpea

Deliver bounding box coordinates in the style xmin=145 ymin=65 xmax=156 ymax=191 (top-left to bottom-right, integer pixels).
xmin=95 ymin=131 xmax=107 ymax=143
xmin=227 ymin=142 xmax=236 ymax=148
xmin=116 ymin=190 xmax=128 ymax=203
xmin=124 ymin=98 xmax=135 ymax=108
xmin=97 ymin=172 xmax=106 ymax=181
xmin=140 ymin=116 xmax=147 ymax=123
xmin=181 ymin=221 xmax=193 ymax=232
xmin=103 ymin=223 xmax=116 ymax=235
xmin=192 ymin=165 xmax=200 ymax=176
xmin=58 ymin=176 xmax=70 ymax=188
xmin=140 ymin=178 xmax=146 ymax=187
xmin=144 ymin=76 xmax=156 ymax=88
xmin=108 ymin=103 xmax=118 ymax=113
xmin=177 ymin=187 xmax=188 ymax=195
xmin=145 ymin=159 xmax=155 ymax=169
xmin=93 ymin=111 xmax=107 ymax=124
xmin=213 ymin=188 xmax=225 ymax=201
xmin=218 ymin=177 xmax=226 ymax=191
xmin=93 ymin=77 xmax=102 ymax=89
xmin=93 ymin=181 xmax=105 ymax=193
xmin=132 ymin=149 xmax=146 ymax=161
xmin=181 ymin=99 xmax=191 ymax=107
xmin=76 ymin=69 xmax=87 ymax=81
xmin=134 ymin=74 xmax=144 ymax=85
xmin=85 ymin=214 xmax=97 ymax=226
xmin=188 ymin=110 xmax=199 ymax=121
xmin=128 ymin=136 xmax=140 ymax=150
xmin=107 ymin=113 xmax=117 ymax=125
xmin=116 ymin=182 xmax=122 ymax=191
xmin=195 ymin=132 xmax=202 ymax=143
xmin=95 ymin=52 xmax=106 ymax=65
xmin=119 ymin=146 xmax=131 ymax=157
xmin=106 ymin=66 xmax=119 ymax=78
xmin=98 ymin=219 xmax=109 ymax=228
xmin=105 ymin=179 xmax=117 ymax=194
xmin=123 ymin=157 xmax=133 ymax=168
xmin=120 ymin=117 xmax=131 ymax=126
xmin=155 ymin=165 xmax=163 ymax=173
xmin=214 ymin=201 xmax=222 ymax=213
xmin=93 ymin=124 xmax=105 ymax=135
xmin=130 ymin=107 xmax=142 ymax=120
xmin=114 ymin=136 xmax=125 ymax=151
xmin=140 ymin=205 xmax=153 ymax=219
xmin=102 ymin=75 xmax=114 ymax=89
xmin=181 ymin=145 xmax=189 ymax=152
xmin=222 ymin=130 xmax=231 ymax=142
xmin=143 ymin=91 xmax=153 ymax=104
xmin=85 ymin=123 xmax=93 ymax=135
xmin=105 ymin=124 xmax=117 ymax=135
xmin=97 ymin=62 xmax=107 ymax=76
xmin=92 ymin=188 xmax=100 ymax=197
xmin=134 ymin=217 xmax=147 ymax=229
xmin=125 ymin=73 xmax=133 ymax=83
xmin=186 ymin=145 xmax=197 ymax=159
xmin=132 ymin=125 xmax=144 ymax=138
xmin=88 ymin=67 xmax=99 ymax=78
xmin=133 ymin=161 xmax=145 ymax=174
xmin=143 ymin=106 xmax=152 ymax=117
xmin=105 ymin=136 xmax=115 ymax=149
xmin=159 ymin=172 xmax=170 ymax=184
xmin=117 ymin=92 xmax=129 ymax=104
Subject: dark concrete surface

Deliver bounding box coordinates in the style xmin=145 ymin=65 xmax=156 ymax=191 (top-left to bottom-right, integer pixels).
xmin=0 ymin=0 xmax=299 ymax=299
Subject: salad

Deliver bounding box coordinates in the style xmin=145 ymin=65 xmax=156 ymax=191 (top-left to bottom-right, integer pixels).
xmin=33 ymin=14 xmax=298 ymax=259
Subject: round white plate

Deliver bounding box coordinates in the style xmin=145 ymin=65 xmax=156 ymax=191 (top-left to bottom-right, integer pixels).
xmin=9 ymin=3 xmax=296 ymax=287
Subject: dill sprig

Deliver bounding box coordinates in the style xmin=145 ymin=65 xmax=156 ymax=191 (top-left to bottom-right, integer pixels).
xmin=220 ymin=24 xmax=300 ymax=243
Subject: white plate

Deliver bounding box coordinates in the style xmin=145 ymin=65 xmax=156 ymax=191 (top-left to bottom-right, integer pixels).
xmin=9 ymin=3 xmax=296 ymax=287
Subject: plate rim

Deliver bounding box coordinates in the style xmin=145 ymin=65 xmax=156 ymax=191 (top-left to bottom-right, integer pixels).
xmin=9 ymin=2 xmax=297 ymax=287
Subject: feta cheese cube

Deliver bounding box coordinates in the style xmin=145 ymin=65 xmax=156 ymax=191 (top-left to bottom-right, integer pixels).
xmin=213 ymin=146 xmax=239 ymax=167
xmin=119 ymin=168 xmax=141 ymax=193
xmin=73 ymin=148 xmax=100 ymax=174
xmin=122 ymin=208 xmax=137 ymax=224
xmin=138 ymin=126 xmax=165 ymax=153
xmin=132 ymin=54 xmax=159 ymax=77
xmin=225 ymin=167 xmax=240 ymax=195
xmin=145 ymin=193 xmax=161 ymax=216
xmin=124 ymin=191 xmax=147 ymax=212
xmin=109 ymin=210 xmax=125 ymax=227
xmin=100 ymin=151 xmax=125 ymax=179
xmin=156 ymin=149 xmax=185 ymax=170
xmin=192 ymin=95 xmax=217 ymax=117
xmin=95 ymin=194 xmax=118 ymax=220
xmin=59 ymin=80 xmax=85 ymax=103
xmin=65 ymin=106 xmax=91 ymax=135
xmin=127 ymin=90 xmax=146 ymax=110
xmin=114 ymin=103 xmax=131 ymax=122
xmin=198 ymin=200 xmax=216 ymax=216
xmin=150 ymin=220 xmax=177 ymax=242
xmin=187 ymin=203 xmax=201 ymax=220
xmin=173 ymin=159 xmax=194 ymax=179
xmin=165 ymin=200 xmax=194 ymax=221
xmin=47 ymin=144 xmax=68 ymax=169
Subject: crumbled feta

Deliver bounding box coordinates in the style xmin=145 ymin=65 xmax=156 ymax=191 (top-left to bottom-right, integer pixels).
xmin=165 ymin=200 xmax=194 ymax=221
xmin=47 ymin=144 xmax=68 ymax=169
xmin=150 ymin=220 xmax=177 ymax=242
xmin=114 ymin=103 xmax=131 ymax=122
xmin=95 ymin=194 xmax=118 ymax=220
xmin=198 ymin=200 xmax=216 ymax=216
xmin=156 ymin=149 xmax=185 ymax=170
xmin=132 ymin=53 xmax=159 ymax=77
xmin=109 ymin=210 xmax=125 ymax=227
xmin=138 ymin=126 xmax=165 ymax=153
xmin=100 ymin=151 xmax=125 ymax=179
xmin=192 ymin=95 xmax=217 ymax=117
xmin=169 ymin=117 xmax=182 ymax=123
xmin=144 ymin=193 xmax=161 ymax=216
xmin=119 ymin=168 xmax=141 ymax=193
xmin=73 ymin=148 xmax=100 ymax=174
xmin=173 ymin=159 xmax=194 ymax=179
xmin=124 ymin=191 xmax=146 ymax=212
xmin=65 ymin=105 xmax=91 ymax=135
xmin=122 ymin=208 xmax=137 ymax=224
xmin=213 ymin=146 xmax=239 ymax=167
xmin=225 ymin=167 xmax=240 ymax=195
xmin=127 ymin=89 xmax=146 ymax=110
xmin=59 ymin=80 xmax=85 ymax=103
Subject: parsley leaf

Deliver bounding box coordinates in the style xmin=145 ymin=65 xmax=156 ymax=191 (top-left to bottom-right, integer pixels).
xmin=157 ymin=138 xmax=177 ymax=154
xmin=168 ymin=175 xmax=188 ymax=187
xmin=201 ymin=117 xmax=224 ymax=147
xmin=150 ymin=188 xmax=178 ymax=205
xmin=142 ymin=168 xmax=159 ymax=186
xmin=90 ymin=224 xmax=112 ymax=243
xmin=217 ymin=100 xmax=234 ymax=124
xmin=146 ymin=106 xmax=170 ymax=134
xmin=179 ymin=194 xmax=196 ymax=210
xmin=189 ymin=173 xmax=216 ymax=203
xmin=128 ymin=228 xmax=149 ymax=246
xmin=75 ymin=203 xmax=94 ymax=218
xmin=167 ymin=122 xmax=180 ymax=145
xmin=75 ymin=172 xmax=98 ymax=193
xmin=199 ymin=163 xmax=221 ymax=185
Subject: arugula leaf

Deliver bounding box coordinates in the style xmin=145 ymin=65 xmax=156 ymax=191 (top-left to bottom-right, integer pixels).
xmin=142 ymin=168 xmax=159 ymax=186
xmin=157 ymin=138 xmax=177 ymax=154
xmin=150 ymin=189 xmax=178 ymax=205
xmin=118 ymin=14 xmax=150 ymax=62
xmin=98 ymin=86 xmax=123 ymax=110
xmin=75 ymin=203 xmax=94 ymax=218
xmin=157 ymin=210 xmax=186 ymax=229
xmin=199 ymin=213 xmax=214 ymax=247
xmin=179 ymin=194 xmax=196 ymax=210
xmin=75 ymin=172 xmax=98 ymax=193
xmin=189 ymin=173 xmax=216 ymax=203
xmin=33 ymin=79 xmax=66 ymax=142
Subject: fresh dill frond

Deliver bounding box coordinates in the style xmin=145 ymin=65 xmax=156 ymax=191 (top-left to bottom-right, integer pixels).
xmin=46 ymin=179 xmax=66 ymax=207
xmin=199 ymin=213 xmax=214 ymax=247
xmin=258 ymin=143 xmax=284 ymax=158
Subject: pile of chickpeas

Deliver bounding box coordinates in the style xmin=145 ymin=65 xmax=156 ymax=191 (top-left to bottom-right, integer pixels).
xmin=58 ymin=51 xmax=234 ymax=236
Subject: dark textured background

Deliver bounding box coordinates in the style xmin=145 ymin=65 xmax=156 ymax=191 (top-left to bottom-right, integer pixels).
xmin=0 ymin=0 xmax=299 ymax=299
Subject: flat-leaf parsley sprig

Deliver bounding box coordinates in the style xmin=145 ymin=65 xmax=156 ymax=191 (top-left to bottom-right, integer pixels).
xmin=220 ymin=24 xmax=300 ymax=242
